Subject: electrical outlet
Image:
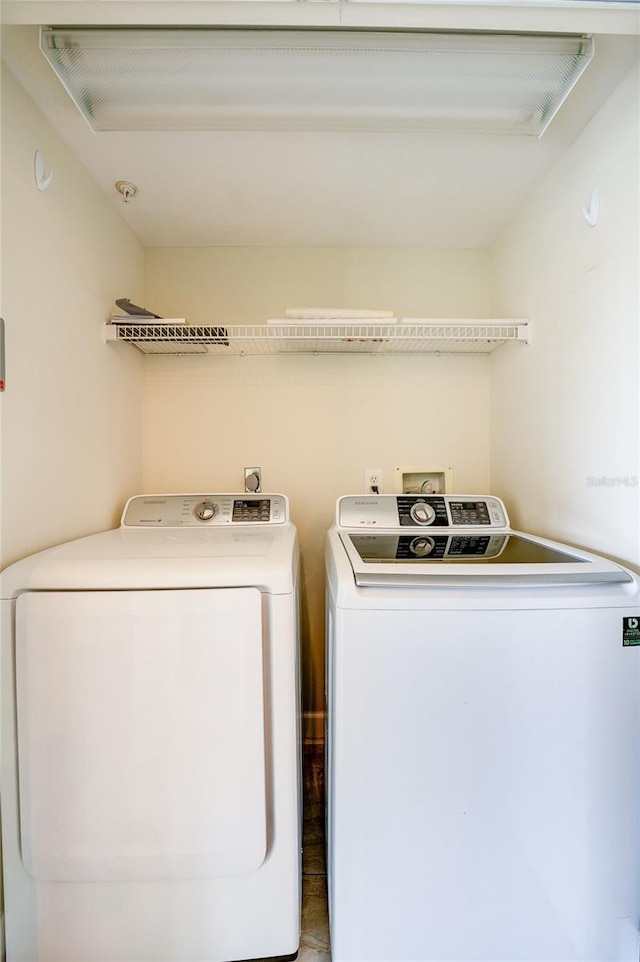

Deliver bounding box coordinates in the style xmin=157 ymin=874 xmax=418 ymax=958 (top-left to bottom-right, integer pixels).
xmin=244 ymin=466 xmax=262 ymax=493
xmin=364 ymin=468 xmax=384 ymax=494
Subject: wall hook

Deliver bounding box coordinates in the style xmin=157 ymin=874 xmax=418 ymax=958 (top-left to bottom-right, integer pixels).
xmin=582 ymin=188 xmax=600 ymax=228
xmin=34 ymin=150 xmax=54 ymax=191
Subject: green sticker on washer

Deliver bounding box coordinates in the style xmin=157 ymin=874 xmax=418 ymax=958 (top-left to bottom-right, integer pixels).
xmin=622 ymin=617 xmax=640 ymax=647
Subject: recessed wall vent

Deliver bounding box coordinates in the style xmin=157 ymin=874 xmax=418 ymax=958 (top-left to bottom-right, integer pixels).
xmin=40 ymin=27 xmax=594 ymax=137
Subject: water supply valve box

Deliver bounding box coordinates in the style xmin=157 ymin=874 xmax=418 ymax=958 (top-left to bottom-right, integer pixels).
xmin=394 ymin=466 xmax=453 ymax=495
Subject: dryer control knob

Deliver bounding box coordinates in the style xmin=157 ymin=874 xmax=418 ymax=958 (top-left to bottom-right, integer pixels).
xmin=409 ymin=536 xmax=435 ymax=557
xmin=409 ymin=501 xmax=436 ymax=525
xmin=194 ymin=500 xmax=219 ymax=522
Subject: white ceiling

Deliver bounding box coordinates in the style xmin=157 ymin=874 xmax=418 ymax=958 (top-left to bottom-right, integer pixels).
xmin=2 ymin=4 xmax=639 ymax=249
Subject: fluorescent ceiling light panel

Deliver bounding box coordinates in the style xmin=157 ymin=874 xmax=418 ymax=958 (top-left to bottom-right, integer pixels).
xmin=39 ymin=27 xmax=594 ymax=136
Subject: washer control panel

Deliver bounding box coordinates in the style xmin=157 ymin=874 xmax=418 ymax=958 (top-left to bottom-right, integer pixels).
xmin=337 ymin=494 xmax=508 ymax=529
xmin=122 ymin=494 xmax=288 ymax=526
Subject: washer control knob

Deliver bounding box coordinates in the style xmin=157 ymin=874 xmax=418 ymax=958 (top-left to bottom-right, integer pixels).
xmin=409 ymin=501 xmax=436 ymax=525
xmin=193 ymin=500 xmax=219 ymax=522
xmin=409 ymin=536 xmax=436 ymax=557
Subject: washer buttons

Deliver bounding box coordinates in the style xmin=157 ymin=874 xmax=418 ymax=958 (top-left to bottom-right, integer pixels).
xmin=410 ymin=501 xmax=436 ymax=525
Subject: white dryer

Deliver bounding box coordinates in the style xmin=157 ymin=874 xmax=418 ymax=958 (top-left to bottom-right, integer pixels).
xmin=326 ymin=494 xmax=640 ymax=962
xmin=1 ymin=493 xmax=301 ymax=962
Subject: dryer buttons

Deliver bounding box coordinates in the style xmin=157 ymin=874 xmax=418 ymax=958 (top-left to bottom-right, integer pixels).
xmin=193 ymin=500 xmax=219 ymax=522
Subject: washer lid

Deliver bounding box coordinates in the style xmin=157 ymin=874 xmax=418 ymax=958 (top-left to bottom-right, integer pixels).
xmin=338 ymin=530 xmax=633 ymax=586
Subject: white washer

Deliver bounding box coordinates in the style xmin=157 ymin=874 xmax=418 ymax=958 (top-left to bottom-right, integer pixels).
xmin=326 ymin=494 xmax=640 ymax=962
xmin=1 ymin=493 xmax=301 ymax=962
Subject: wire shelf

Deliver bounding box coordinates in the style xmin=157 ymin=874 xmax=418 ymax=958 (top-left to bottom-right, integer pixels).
xmin=104 ymin=321 xmax=530 ymax=356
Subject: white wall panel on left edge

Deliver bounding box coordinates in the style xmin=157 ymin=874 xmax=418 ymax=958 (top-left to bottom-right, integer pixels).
xmin=0 ymin=65 xmax=145 ymax=569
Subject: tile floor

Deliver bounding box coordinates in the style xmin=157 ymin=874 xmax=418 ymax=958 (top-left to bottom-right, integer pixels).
xmin=298 ymin=741 xmax=331 ymax=961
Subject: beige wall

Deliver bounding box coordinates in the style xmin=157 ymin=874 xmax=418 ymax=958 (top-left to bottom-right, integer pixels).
xmin=489 ymin=64 xmax=640 ymax=568
xmin=144 ymin=246 xmax=490 ymax=323
xmin=143 ymin=247 xmax=492 ymax=721
xmin=0 ymin=66 xmax=145 ymax=568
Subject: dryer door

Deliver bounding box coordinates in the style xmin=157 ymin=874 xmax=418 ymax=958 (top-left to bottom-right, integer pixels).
xmin=16 ymin=587 xmax=267 ymax=881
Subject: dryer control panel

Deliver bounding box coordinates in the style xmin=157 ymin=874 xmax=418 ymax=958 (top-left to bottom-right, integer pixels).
xmin=337 ymin=494 xmax=508 ymax=529
xmin=121 ymin=493 xmax=289 ymax=526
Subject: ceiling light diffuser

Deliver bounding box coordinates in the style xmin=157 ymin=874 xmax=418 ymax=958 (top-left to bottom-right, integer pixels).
xmin=39 ymin=27 xmax=594 ymax=137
